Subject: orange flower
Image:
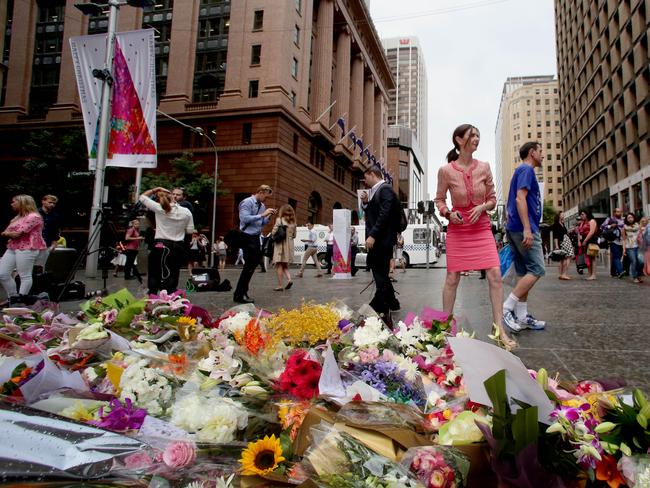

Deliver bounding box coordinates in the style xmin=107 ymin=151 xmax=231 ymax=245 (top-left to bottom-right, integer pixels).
xmin=595 ymin=454 xmax=626 ymax=488
xmin=11 ymin=367 xmax=33 ymax=384
xmin=241 ymin=319 xmax=269 ymax=356
xmin=168 ymin=354 xmax=189 ymax=375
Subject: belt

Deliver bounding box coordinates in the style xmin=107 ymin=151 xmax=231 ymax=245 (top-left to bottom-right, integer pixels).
xmin=155 ymin=238 xmax=183 ymax=245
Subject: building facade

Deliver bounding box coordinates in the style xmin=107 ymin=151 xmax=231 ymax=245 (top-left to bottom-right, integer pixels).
xmin=495 ymin=76 xmax=563 ymax=210
xmin=386 ymin=125 xmax=424 ymax=211
xmin=382 ymin=36 xmax=428 ymax=198
xmin=555 ymin=0 xmax=649 ymax=219
xmin=0 ymin=0 xmax=394 ymax=234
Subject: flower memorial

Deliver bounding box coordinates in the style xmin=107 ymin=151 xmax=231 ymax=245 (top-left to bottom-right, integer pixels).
xmin=0 ymin=288 xmax=648 ymax=487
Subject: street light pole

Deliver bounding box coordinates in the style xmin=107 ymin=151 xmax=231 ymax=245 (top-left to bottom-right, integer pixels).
xmin=85 ymin=0 xmax=120 ymax=278
xmin=156 ymin=110 xmax=219 ymax=266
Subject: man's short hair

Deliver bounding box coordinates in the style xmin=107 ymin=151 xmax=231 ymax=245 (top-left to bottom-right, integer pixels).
xmin=364 ymin=166 xmax=383 ymax=179
xmin=256 ymin=184 xmax=273 ymax=194
xmin=42 ymin=195 xmax=58 ymax=203
xmin=172 ymin=188 xmax=185 ymax=196
xmin=519 ymin=141 xmax=540 ymax=160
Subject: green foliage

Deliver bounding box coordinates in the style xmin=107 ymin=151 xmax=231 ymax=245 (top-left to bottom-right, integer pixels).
xmin=141 ymin=152 xmax=228 ymax=227
xmin=543 ymin=200 xmax=556 ymax=226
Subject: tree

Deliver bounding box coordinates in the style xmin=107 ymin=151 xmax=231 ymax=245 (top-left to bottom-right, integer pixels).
xmin=141 ymin=152 xmax=228 ymax=228
xmin=543 ymin=200 xmax=556 ymax=226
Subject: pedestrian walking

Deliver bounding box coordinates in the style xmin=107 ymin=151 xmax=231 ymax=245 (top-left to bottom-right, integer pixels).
xmin=600 ymin=208 xmax=624 ymax=277
xmin=111 ymin=241 xmax=127 ymax=277
xmin=214 ymin=236 xmax=227 ymax=271
xmin=123 ymin=219 xmax=144 ymax=282
xmin=235 ymin=248 xmax=245 ymax=266
xmin=577 ymin=209 xmax=598 ymax=281
xmin=552 ymin=211 xmax=574 ymax=280
xmin=0 ymin=195 xmax=47 ymax=302
xmin=325 ymin=224 xmax=334 ymax=274
xmin=139 ymin=187 xmax=194 ymax=294
xmin=233 ymin=185 xmax=276 ymax=304
xmin=350 ymin=227 xmax=359 ymax=276
xmin=395 ymin=232 xmax=406 ymax=273
xmin=638 ymin=217 xmax=650 ymax=277
xmin=271 ymin=204 xmax=297 ymax=291
xmin=188 ymin=231 xmax=206 ymax=272
xmin=36 ymin=194 xmax=60 ymax=270
xmin=435 ymin=124 xmax=515 ymax=350
xmin=361 ymin=166 xmax=401 ymax=321
xmin=297 ymin=222 xmax=323 ymax=278
xmin=622 ymin=212 xmax=643 ymax=284
xmin=502 ymin=141 xmax=547 ymax=336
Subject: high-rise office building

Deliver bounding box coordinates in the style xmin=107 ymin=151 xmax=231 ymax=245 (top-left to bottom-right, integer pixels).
xmin=555 ymin=0 xmax=649 ymax=218
xmin=382 ymin=36 xmax=428 ymax=200
xmin=495 ymin=76 xmax=563 ymax=209
xmin=0 ymin=0 xmax=394 ymax=233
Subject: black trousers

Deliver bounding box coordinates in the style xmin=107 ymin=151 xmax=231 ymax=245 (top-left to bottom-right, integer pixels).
xmin=351 ymin=245 xmax=358 ymax=276
xmin=234 ymin=233 xmax=262 ymax=298
xmin=123 ymin=249 xmax=141 ymax=279
xmin=368 ymin=245 xmax=395 ymax=315
xmin=326 ymin=244 xmax=333 ymax=272
xmin=147 ymin=240 xmax=184 ymax=294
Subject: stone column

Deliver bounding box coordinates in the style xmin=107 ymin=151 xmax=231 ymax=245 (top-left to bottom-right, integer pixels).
xmin=332 ymin=27 xmax=350 ymax=128
xmin=158 ymin=0 xmax=200 ymax=113
xmin=48 ymin=3 xmax=86 ymax=121
xmin=363 ymin=76 xmax=375 ymax=154
xmin=0 ymin=1 xmax=7 ymax=104
xmin=0 ymin=0 xmax=36 ymax=121
xmin=311 ymin=0 xmax=333 ymax=125
xmin=349 ymin=53 xmax=364 ymax=141
xmin=373 ymin=90 xmax=383 ymax=162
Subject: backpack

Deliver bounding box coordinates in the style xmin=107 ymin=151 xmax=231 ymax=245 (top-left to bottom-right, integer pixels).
xmin=395 ymin=200 xmax=408 ymax=233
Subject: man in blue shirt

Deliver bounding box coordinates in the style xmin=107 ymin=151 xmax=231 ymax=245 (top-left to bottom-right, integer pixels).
xmin=503 ymin=141 xmax=546 ymax=334
xmin=233 ymin=185 xmax=276 ymax=303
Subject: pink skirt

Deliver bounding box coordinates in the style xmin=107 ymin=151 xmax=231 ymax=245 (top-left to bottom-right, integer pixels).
xmin=446 ymin=206 xmax=500 ymax=272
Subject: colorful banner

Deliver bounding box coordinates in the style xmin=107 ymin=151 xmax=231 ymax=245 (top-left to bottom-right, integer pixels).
xmin=70 ymin=29 xmax=157 ymax=169
xmin=332 ymin=209 xmax=352 ymax=279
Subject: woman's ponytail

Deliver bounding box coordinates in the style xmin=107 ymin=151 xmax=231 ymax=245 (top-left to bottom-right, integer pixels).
xmin=446 ymin=147 xmax=459 ymax=162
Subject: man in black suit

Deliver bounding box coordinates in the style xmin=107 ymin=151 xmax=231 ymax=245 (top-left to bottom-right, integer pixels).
xmin=361 ymin=167 xmax=400 ymax=320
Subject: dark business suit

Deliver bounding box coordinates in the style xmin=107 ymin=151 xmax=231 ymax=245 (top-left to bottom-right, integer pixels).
xmin=364 ymin=183 xmax=400 ymax=316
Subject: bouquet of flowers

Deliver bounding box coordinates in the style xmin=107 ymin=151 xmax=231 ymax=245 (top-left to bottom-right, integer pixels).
xmin=400 ymin=445 xmax=470 ymax=488
xmin=276 ymin=349 xmax=322 ymax=400
xmin=303 ymin=423 xmax=423 ymax=487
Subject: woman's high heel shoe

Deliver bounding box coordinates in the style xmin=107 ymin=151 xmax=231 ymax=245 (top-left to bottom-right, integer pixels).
xmin=488 ymin=322 xmax=517 ymax=352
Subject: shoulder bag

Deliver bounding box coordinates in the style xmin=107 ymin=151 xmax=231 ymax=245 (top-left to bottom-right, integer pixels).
xmin=586 ymin=243 xmax=600 ymax=258
xmin=272 ymin=224 xmax=287 ymax=243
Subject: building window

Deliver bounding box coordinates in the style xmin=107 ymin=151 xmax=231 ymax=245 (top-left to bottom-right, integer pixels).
xmin=253 ymin=10 xmax=263 ymax=30
xmin=536 ymin=99 xmax=540 ymax=105
xmin=290 ymin=91 xmax=297 ymax=107
xmin=251 ymin=44 xmax=261 ymax=65
xmin=242 ymin=122 xmax=252 ymax=144
xmin=557 ymin=200 xmax=562 ymax=207
xmin=557 ymin=177 xmax=562 ymax=183
xmin=547 ymin=165 xmax=552 ymax=172
xmin=548 ymin=188 xmax=553 ymax=194
xmin=537 ymin=132 xmax=542 ymax=138
xmin=546 ymin=143 xmax=551 ymax=149
xmin=547 ymin=177 xmax=552 ymax=183
xmin=291 ymin=57 xmax=298 ymax=78
xmin=248 ymin=80 xmax=259 ymax=98
xmin=334 ymin=164 xmax=345 ymax=184
xmin=528 ymin=132 xmax=532 ymax=138
xmin=295 ymin=0 xmax=301 ymax=13
xmin=546 ymin=154 xmax=552 ymax=160
xmin=292 ymin=133 xmax=299 ymax=153
xmin=556 ymin=165 xmax=561 ymax=171
xmin=556 ymin=154 xmax=561 ymax=160
xmin=193 ymin=0 xmax=230 ymax=103
xmin=293 ymin=25 xmax=300 ymax=46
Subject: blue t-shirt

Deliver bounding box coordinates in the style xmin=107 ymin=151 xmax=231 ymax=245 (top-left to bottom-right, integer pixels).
xmin=505 ymin=164 xmax=541 ymax=233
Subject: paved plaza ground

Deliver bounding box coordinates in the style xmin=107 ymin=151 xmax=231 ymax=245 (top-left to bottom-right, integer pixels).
xmin=63 ymin=255 xmax=650 ymax=395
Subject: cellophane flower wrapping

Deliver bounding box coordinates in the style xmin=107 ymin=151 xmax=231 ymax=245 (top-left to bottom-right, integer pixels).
xmin=302 ymin=422 xmax=424 ymax=487
xmin=400 ymin=445 xmax=471 ymax=488
xmin=337 ymin=400 xmax=427 ymax=431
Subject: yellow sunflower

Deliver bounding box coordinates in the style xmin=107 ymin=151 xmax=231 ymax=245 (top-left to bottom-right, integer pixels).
xmin=239 ymin=434 xmax=285 ymax=476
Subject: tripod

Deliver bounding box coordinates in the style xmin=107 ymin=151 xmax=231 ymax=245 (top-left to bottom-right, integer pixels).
xmin=56 ymin=208 xmax=119 ymax=302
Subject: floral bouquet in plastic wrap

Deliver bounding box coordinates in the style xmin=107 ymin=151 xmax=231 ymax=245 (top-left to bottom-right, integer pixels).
xmin=301 ymin=423 xmax=424 ymax=487
xmin=400 ymin=445 xmax=471 ymax=488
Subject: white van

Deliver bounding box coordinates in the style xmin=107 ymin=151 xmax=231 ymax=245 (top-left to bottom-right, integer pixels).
xmin=292 ymin=224 xmax=440 ymax=268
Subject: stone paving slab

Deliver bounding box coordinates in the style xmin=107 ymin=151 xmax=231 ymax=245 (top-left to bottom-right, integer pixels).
xmin=53 ymin=257 xmax=650 ymax=395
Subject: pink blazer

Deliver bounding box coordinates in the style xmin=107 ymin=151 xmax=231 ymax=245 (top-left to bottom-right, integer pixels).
xmin=5 ymin=212 xmax=47 ymax=251
xmin=434 ymin=159 xmax=497 ymax=215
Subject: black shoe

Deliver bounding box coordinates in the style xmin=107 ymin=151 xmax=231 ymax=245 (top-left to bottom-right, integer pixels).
xmin=234 ymin=295 xmax=254 ymax=304
xmin=388 ymin=298 xmax=401 ymax=311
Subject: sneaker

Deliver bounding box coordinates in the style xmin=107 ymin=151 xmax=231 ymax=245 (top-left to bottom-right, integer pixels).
xmin=502 ymin=310 xmax=522 ymax=333
xmin=517 ymin=314 xmax=546 ymax=330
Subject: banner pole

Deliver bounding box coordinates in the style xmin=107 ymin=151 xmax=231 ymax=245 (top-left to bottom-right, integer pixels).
xmin=85 ymin=0 xmax=120 ymax=277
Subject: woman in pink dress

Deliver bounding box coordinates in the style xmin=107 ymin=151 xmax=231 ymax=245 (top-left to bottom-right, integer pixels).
xmin=435 ymin=124 xmax=516 ymax=350
xmin=0 ymin=195 xmax=47 ymax=301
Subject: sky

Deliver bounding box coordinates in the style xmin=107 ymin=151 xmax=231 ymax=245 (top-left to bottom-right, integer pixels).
xmin=368 ymin=0 xmax=557 ymax=198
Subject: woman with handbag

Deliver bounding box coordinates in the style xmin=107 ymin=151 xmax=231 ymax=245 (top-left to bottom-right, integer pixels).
xmin=271 ymin=204 xmax=297 ymax=291
xmin=577 ymin=209 xmax=598 ymax=280
xmin=552 ymin=211 xmax=573 ymax=280
xmin=621 ymin=212 xmax=643 ymax=284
